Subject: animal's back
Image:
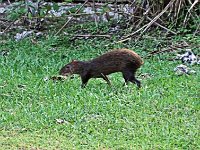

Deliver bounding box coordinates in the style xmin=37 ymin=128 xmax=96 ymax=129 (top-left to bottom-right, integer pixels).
xmin=89 ymin=49 xmax=143 ymax=73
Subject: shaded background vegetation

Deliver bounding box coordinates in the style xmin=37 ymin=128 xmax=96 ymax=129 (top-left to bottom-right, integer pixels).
xmin=1 ymin=0 xmax=199 ymax=38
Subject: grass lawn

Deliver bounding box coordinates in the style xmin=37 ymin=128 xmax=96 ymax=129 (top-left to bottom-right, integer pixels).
xmin=0 ymin=33 xmax=199 ymax=149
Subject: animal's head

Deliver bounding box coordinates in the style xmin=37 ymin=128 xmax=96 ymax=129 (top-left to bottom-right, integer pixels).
xmin=59 ymin=60 xmax=78 ymax=76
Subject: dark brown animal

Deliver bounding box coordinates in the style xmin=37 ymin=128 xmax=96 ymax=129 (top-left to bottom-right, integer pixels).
xmin=59 ymin=49 xmax=143 ymax=88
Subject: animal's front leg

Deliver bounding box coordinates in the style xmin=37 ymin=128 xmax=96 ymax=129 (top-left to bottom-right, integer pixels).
xmin=101 ymin=74 xmax=111 ymax=85
xmin=81 ymin=74 xmax=90 ymax=88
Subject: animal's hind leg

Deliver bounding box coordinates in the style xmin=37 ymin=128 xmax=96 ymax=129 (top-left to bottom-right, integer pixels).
xmin=122 ymin=71 xmax=132 ymax=86
xmin=122 ymin=70 xmax=141 ymax=88
xmin=130 ymin=76 xmax=141 ymax=88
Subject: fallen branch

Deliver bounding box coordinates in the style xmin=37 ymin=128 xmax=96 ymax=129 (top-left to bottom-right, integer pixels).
xmin=55 ymin=0 xmax=89 ymax=36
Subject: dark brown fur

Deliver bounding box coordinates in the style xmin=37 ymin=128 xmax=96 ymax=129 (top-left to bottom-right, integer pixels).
xmin=59 ymin=49 xmax=143 ymax=88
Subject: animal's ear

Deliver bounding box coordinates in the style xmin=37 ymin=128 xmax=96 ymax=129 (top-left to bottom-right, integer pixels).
xmin=72 ymin=60 xmax=78 ymax=65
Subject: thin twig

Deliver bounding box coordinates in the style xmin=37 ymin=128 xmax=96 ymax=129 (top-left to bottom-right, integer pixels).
xmin=1 ymin=94 xmax=11 ymax=97
xmin=92 ymin=0 xmax=98 ymax=27
xmin=193 ymin=23 xmax=200 ymax=36
xmin=146 ymin=16 xmax=177 ymax=35
xmin=105 ymin=22 xmax=148 ymax=46
xmin=73 ymin=34 xmax=111 ymax=38
xmin=139 ymin=0 xmax=176 ymax=36
xmin=2 ymin=18 xmax=21 ymax=33
xmin=124 ymin=23 xmax=148 ymax=39
xmin=184 ymin=0 xmax=199 ymax=24
xmin=55 ymin=0 xmax=88 ymax=36
xmin=115 ymin=37 xmax=131 ymax=43
xmin=104 ymin=37 xmax=131 ymax=47
xmin=7 ymin=0 xmax=11 ymax=4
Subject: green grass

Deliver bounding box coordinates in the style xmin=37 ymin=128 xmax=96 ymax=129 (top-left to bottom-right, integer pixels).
xmin=0 ymin=34 xmax=200 ymax=149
